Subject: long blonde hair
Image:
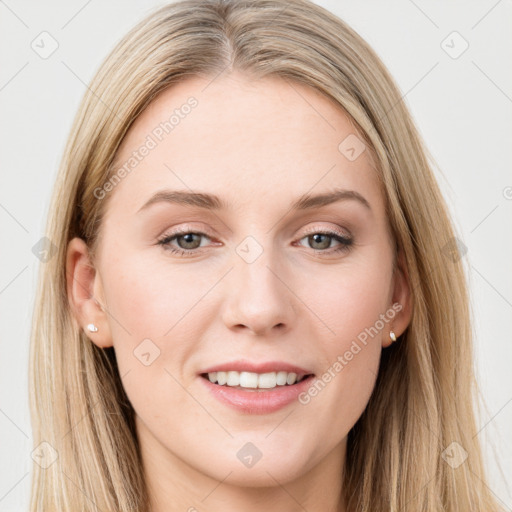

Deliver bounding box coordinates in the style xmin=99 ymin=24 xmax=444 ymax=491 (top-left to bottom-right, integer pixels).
xmin=29 ymin=0 xmax=502 ymax=510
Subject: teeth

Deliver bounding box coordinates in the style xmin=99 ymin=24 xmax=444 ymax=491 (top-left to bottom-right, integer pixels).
xmin=226 ymin=371 xmax=240 ymax=386
xmin=239 ymin=371 xmax=258 ymax=388
xmin=258 ymin=372 xmax=277 ymax=389
xmin=286 ymin=372 xmax=297 ymax=385
xmin=276 ymin=371 xmax=288 ymax=386
xmin=205 ymin=370 xmax=308 ymax=389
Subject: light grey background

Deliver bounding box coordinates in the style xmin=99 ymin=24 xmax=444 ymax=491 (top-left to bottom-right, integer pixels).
xmin=1 ymin=0 xmax=511 ymax=509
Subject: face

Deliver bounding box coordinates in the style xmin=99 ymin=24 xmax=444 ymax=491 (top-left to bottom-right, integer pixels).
xmin=67 ymin=71 xmax=410 ymax=493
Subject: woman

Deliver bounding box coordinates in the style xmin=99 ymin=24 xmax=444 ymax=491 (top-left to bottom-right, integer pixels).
xmin=28 ymin=0 xmax=504 ymax=510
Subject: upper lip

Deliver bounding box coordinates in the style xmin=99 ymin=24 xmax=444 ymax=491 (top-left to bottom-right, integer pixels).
xmin=200 ymin=360 xmax=314 ymax=375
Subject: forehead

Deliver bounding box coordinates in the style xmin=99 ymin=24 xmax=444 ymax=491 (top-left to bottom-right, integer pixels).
xmin=106 ymin=72 xmax=383 ymax=217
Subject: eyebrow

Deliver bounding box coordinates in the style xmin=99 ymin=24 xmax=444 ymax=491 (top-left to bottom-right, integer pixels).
xmin=137 ymin=187 xmax=371 ymax=213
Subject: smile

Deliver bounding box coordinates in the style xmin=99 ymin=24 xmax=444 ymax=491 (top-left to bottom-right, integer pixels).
xmin=198 ymin=361 xmax=316 ymax=414
xmin=201 ymin=370 xmax=310 ymax=389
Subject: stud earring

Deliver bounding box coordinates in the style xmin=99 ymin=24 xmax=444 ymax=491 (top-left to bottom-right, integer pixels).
xmin=87 ymin=323 xmax=98 ymax=333
xmin=389 ymin=330 xmax=397 ymax=342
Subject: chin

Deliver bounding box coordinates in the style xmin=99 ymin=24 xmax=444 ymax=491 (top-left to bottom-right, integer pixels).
xmin=219 ymin=461 xmax=308 ymax=488
xmin=196 ymin=444 xmax=315 ymax=487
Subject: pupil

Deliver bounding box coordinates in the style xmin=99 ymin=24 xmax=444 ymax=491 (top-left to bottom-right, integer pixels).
xmin=180 ymin=233 xmax=199 ymax=248
xmin=311 ymin=234 xmax=329 ymax=249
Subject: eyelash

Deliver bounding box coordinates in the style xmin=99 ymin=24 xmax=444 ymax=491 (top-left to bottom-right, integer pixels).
xmin=156 ymin=228 xmax=353 ymax=258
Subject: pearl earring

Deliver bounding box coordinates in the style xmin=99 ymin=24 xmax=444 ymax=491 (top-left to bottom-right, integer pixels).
xmin=87 ymin=323 xmax=98 ymax=333
xmin=389 ymin=330 xmax=397 ymax=342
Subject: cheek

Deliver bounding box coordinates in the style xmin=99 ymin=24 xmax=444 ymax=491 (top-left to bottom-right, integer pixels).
xmin=102 ymin=253 xmax=207 ymax=434
xmin=305 ymin=250 xmax=393 ymax=346
xmin=101 ymin=251 xmax=212 ymax=341
xmin=295 ymin=252 xmax=392 ymax=425
xmin=100 ymin=252 xmax=212 ymax=398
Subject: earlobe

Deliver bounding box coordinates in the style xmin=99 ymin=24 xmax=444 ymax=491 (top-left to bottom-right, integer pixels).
xmin=383 ymin=248 xmax=413 ymax=348
xmin=65 ymin=237 xmax=113 ymax=348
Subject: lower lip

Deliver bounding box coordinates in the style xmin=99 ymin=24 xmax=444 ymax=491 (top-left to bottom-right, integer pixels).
xmin=199 ymin=375 xmax=315 ymax=414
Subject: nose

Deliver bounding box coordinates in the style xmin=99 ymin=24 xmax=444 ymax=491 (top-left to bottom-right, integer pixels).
xmin=220 ymin=248 xmax=294 ymax=337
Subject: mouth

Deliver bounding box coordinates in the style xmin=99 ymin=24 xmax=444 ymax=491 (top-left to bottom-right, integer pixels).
xmin=200 ymin=371 xmax=314 ymax=391
xmin=198 ymin=363 xmax=316 ymax=414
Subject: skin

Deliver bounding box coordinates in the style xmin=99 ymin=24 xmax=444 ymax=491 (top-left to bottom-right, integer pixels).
xmin=67 ymin=71 xmax=412 ymax=512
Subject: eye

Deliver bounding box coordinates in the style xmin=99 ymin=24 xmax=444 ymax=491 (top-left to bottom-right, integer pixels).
xmin=296 ymin=230 xmax=353 ymax=255
xmin=157 ymin=230 xmax=212 ymax=257
xmin=157 ymin=228 xmax=354 ymax=258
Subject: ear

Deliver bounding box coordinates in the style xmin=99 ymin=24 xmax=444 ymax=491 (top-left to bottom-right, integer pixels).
xmin=66 ymin=237 xmax=113 ymax=348
xmin=382 ymin=247 xmax=413 ymax=348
